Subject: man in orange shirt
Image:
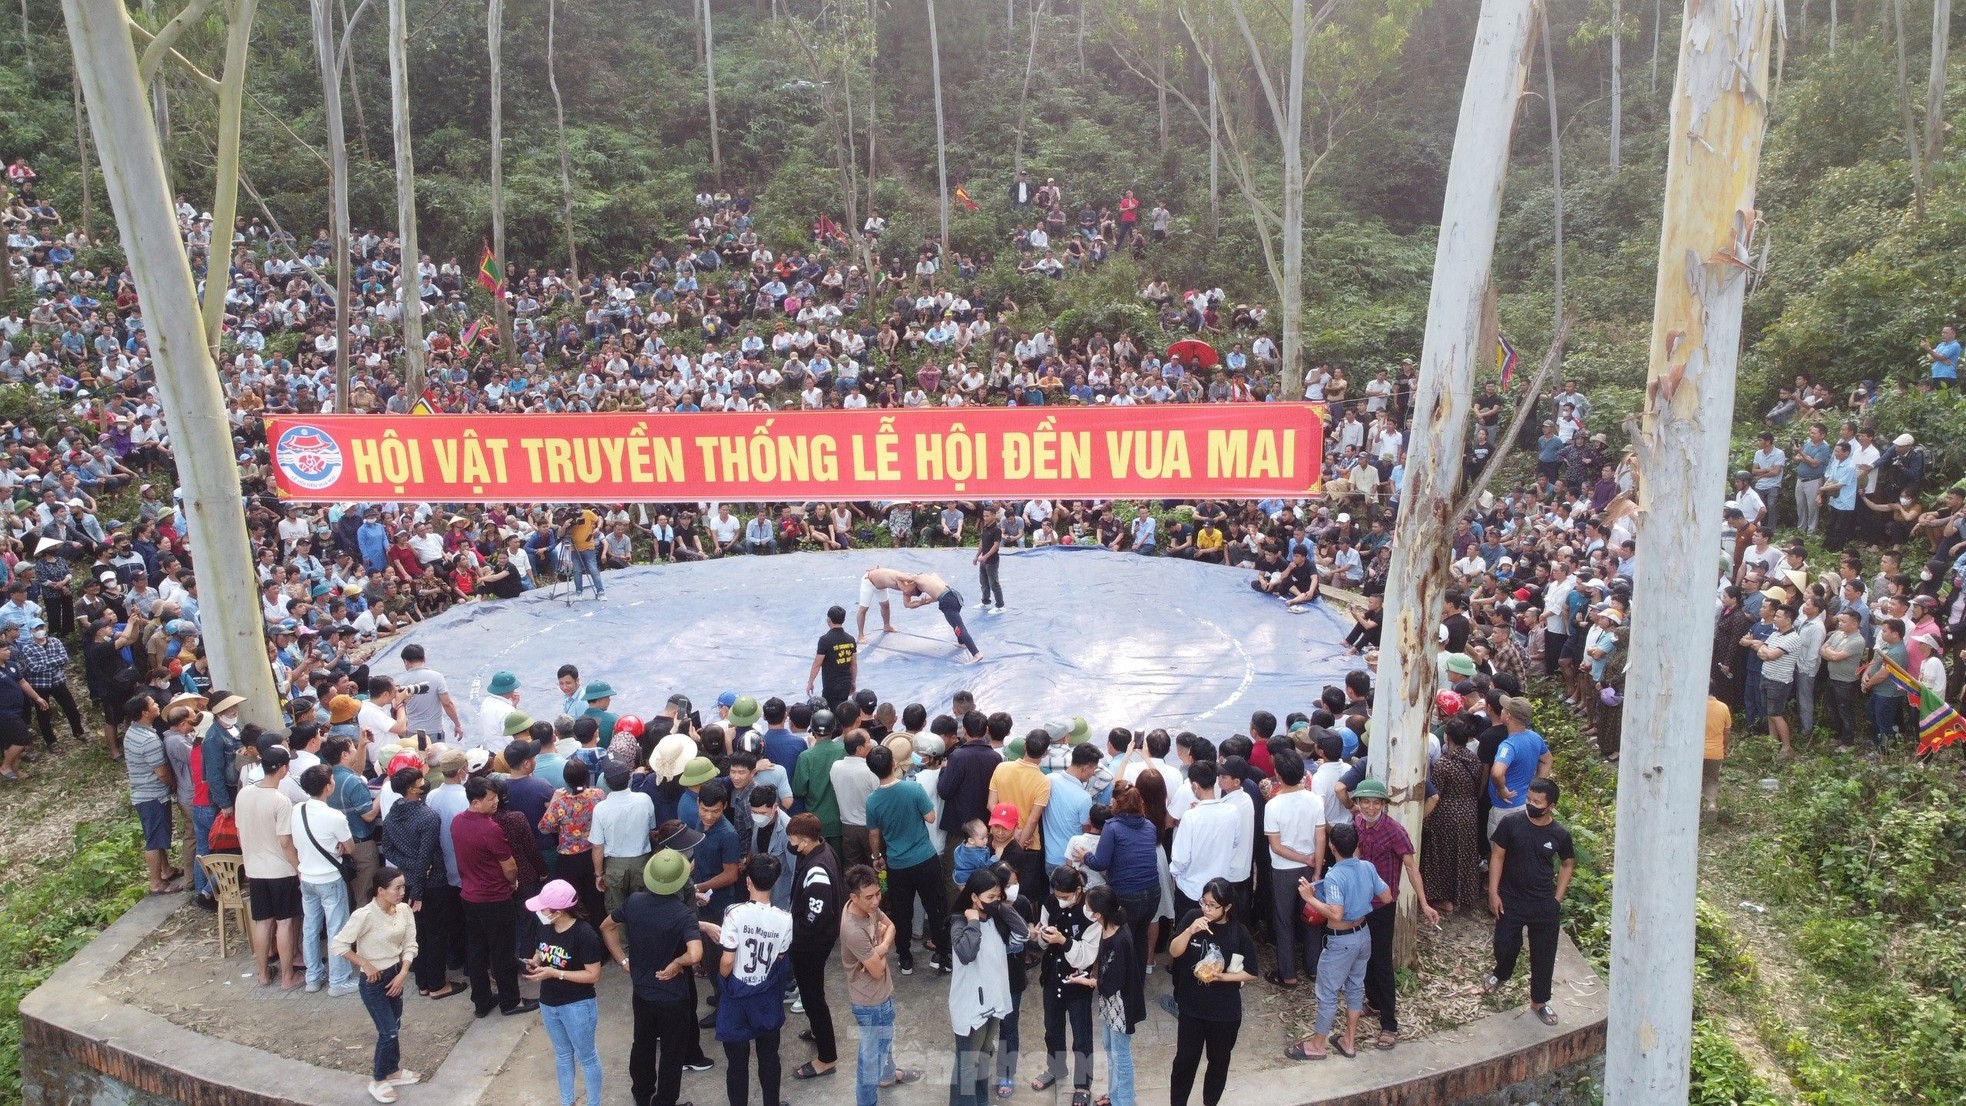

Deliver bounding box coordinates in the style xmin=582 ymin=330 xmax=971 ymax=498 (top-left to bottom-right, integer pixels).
xmin=1703 ymin=688 xmax=1731 ymax=822
xmin=568 ymin=507 xmax=605 ymax=601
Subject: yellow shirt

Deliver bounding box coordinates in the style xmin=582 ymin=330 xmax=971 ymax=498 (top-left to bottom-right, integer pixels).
xmin=1704 ymin=697 xmax=1731 ymax=760
xmin=990 ymin=760 xmax=1051 ymax=850
xmin=569 ymin=509 xmax=600 ymax=552
xmin=1197 ymin=527 xmax=1224 ymax=552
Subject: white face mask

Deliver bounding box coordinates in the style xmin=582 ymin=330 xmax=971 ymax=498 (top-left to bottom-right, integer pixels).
xmin=535 ymin=909 xmax=556 ymax=925
xmin=218 ymin=712 xmax=239 ymax=728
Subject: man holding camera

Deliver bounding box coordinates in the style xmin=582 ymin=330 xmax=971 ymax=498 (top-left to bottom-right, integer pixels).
xmin=396 ymin=644 xmax=463 ymax=742
xmin=357 ymin=675 xmax=408 ymax=769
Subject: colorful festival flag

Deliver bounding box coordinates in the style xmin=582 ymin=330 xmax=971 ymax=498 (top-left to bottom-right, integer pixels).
xmin=953 ymin=184 xmax=979 ymax=212
xmin=1882 ymin=655 xmax=1966 ymax=755
xmin=409 ymin=389 xmax=442 ymax=416
xmin=815 ymin=213 xmax=842 ymax=241
xmin=1497 ymin=333 xmax=1519 ymax=388
xmin=459 ymin=317 xmax=483 ymax=353
xmin=478 ymin=248 xmax=504 ymax=294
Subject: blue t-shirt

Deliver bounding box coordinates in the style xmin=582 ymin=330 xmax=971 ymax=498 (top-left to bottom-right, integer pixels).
xmin=1041 ymin=774 xmax=1095 ymax=869
xmin=865 ymin=780 xmax=937 ymax=870
xmin=1794 ymin=438 xmax=1832 ymax=481
xmin=1932 ymin=339 xmax=1960 ymax=380
xmin=693 ymin=818 xmax=743 ymax=914
xmin=1320 ymin=857 xmax=1388 ymax=925
xmin=1489 ymin=727 xmax=1549 ymax=810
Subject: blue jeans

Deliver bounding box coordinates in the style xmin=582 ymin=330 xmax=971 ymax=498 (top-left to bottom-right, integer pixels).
xmin=192 ymin=804 xmax=216 ymax=896
xmin=301 ymin=878 xmax=354 ymax=988
xmin=1101 ymin=1020 xmax=1135 ymax=1106
xmin=540 ymin=997 xmax=603 ymax=1106
xmin=571 ymin=548 xmax=603 ymax=595
xmin=358 ymin=966 xmax=404 ymax=1081
xmin=1869 ymin=693 xmax=1907 ymax=748
xmin=1313 ymin=928 xmax=1372 ymax=1037
xmin=851 ymin=998 xmax=896 ymax=1106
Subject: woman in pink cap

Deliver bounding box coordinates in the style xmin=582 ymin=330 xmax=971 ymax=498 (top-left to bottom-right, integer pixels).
xmin=523 ymin=879 xmax=606 ymax=1106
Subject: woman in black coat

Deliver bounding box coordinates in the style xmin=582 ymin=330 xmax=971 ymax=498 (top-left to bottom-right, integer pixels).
xmin=1083 ymin=886 xmax=1144 ymax=1106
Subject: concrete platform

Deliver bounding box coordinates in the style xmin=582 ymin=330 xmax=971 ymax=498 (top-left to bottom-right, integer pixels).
xmin=23 ymin=893 xmax=1607 ymax=1106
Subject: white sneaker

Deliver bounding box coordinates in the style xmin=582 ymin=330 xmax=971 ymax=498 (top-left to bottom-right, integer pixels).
xmin=790 ymin=996 xmax=806 ymax=1014
xmin=994 ymin=605 xmax=1008 ymax=614
xmin=367 ymin=1081 xmax=397 ymax=1104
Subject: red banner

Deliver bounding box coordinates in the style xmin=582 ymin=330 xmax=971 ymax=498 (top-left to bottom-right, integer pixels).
xmin=266 ymin=405 xmax=1324 ymax=503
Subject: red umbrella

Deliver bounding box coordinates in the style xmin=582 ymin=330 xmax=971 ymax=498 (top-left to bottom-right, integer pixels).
xmin=1166 ymin=339 xmax=1220 ymax=368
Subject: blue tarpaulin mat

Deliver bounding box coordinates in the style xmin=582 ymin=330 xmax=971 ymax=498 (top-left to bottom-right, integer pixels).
xmin=369 ymin=546 xmax=1361 ymax=738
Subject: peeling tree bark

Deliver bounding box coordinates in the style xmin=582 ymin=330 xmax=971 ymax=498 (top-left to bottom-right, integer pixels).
xmin=61 ymin=0 xmax=284 ymax=729
xmin=1605 ymin=0 xmax=1774 ymax=1100
xmin=1368 ymin=0 xmax=1539 ymax=969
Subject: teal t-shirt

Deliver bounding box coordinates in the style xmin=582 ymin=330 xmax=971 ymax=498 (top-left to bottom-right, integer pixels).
xmin=865 ymin=780 xmax=936 ymax=870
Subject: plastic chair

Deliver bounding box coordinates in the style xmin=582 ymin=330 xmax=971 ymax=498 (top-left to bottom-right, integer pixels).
xmin=199 ymin=854 xmax=254 ymax=957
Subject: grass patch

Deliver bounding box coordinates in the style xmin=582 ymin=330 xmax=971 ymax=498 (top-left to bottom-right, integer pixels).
xmin=0 ymin=813 xmax=145 ymax=1104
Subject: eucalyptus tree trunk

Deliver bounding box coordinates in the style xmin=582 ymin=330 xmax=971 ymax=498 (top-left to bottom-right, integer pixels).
xmin=1209 ymin=73 xmax=1220 ymax=236
xmin=1013 ymin=0 xmax=1046 ymax=176
xmin=1279 ymin=0 xmax=1306 ymax=396
xmin=1367 ymin=0 xmax=1538 ymax=969
xmin=1892 ymin=0 xmax=1927 ymax=217
xmin=1157 ymin=1 xmax=1170 ymax=153
xmin=488 ymin=0 xmax=512 ymax=366
xmin=1610 ymin=0 xmax=1623 ymax=169
xmin=311 ymin=0 xmax=353 ymax=409
xmin=386 ymin=0 xmax=428 ymax=398
xmin=927 ymin=0 xmax=950 ymax=255
xmin=139 ymin=0 xmax=171 ymax=155
xmin=1651 ymin=0 xmax=1662 ymax=91
xmin=339 ymin=0 xmax=371 ymax=158
xmin=1607 ymin=0 xmax=1774 ymax=1099
xmin=1925 ymin=0 xmax=1950 ymax=173
xmin=547 ymin=0 xmax=580 ymax=287
xmin=704 ymin=0 xmax=722 ymax=182
xmin=61 ymin=0 xmax=283 ymax=729
xmin=198 ymin=0 xmax=261 ymax=357
xmin=72 ymin=64 xmax=94 ymax=240
xmin=865 ymin=0 xmax=878 ymax=214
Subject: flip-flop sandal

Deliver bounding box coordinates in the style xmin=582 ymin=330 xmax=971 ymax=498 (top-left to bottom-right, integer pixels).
xmin=1031 ymin=1074 xmax=1058 ymax=1092
xmin=1264 ymin=971 xmax=1300 ymax=989
xmin=882 ymin=1070 xmax=923 ymax=1088
xmin=426 ymin=983 xmax=466 ymax=1000
xmin=996 ymin=1079 xmax=1015 ymax=1099
xmin=1285 ymin=1041 xmax=1327 ymax=1061
xmin=1535 ymin=1006 xmax=1560 ymax=1026
xmin=1332 ymin=1037 xmax=1357 ymax=1059
xmin=1375 ymin=1030 xmax=1399 ymax=1050
xmin=792 ymin=1062 xmax=834 ymax=1080
xmin=1071 ymin=1092 xmax=1090 ymax=1106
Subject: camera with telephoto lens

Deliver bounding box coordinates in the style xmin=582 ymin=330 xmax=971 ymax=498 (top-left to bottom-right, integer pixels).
xmin=397 ymin=680 xmax=432 ymax=697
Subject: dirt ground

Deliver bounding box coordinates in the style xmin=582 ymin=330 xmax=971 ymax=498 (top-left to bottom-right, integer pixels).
xmin=99 ymin=898 xmax=478 ymax=1077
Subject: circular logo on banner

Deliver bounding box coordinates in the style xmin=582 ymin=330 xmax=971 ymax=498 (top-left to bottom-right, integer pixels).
xmin=274 ymin=424 xmax=344 ymax=492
